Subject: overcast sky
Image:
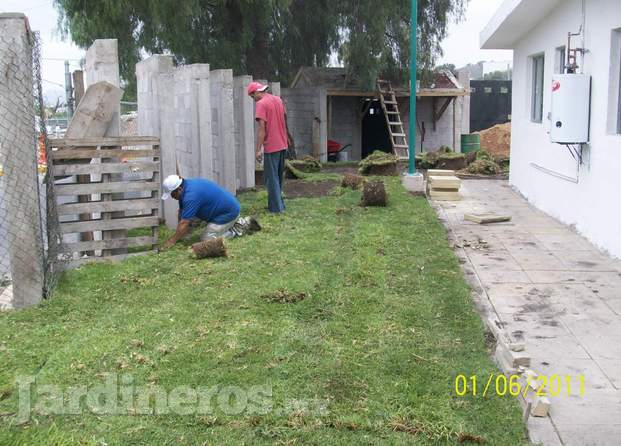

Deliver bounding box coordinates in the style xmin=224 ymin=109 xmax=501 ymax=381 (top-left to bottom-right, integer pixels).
xmin=1 ymin=0 xmax=512 ymax=101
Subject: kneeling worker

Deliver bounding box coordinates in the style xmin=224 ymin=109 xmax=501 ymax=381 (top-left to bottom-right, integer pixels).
xmin=161 ymin=175 xmax=257 ymax=249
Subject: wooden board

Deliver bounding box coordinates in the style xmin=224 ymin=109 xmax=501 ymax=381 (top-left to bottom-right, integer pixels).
xmin=57 ymin=198 xmax=160 ymax=216
xmin=428 ymin=191 xmax=461 ymax=201
xmin=51 ymin=136 xmax=160 ymax=147
xmin=55 ymin=181 xmax=160 ymax=196
xmin=427 ymin=169 xmax=455 ymax=176
xmin=60 ymin=216 xmax=159 ymax=234
xmin=428 ymin=175 xmax=461 ymax=189
xmin=464 ymin=213 xmax=512 ymax=224
xmin=62 ymin=236 xmax=157 ymax=253
xmin=51 ymin=148 xmax=160 ymax=160
xmin=52 ymin=161 xmax=160 ymax=176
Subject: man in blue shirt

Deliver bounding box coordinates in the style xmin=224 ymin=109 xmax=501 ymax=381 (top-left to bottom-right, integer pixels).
xmin=161 ymin=175 xmax=257 ymax=249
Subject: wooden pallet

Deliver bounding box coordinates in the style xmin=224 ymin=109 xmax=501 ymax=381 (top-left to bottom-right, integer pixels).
xmin=49 ymin=136 xmax=161 ymax=269
xmin=377 ymin=79 xmax=409 ymax=159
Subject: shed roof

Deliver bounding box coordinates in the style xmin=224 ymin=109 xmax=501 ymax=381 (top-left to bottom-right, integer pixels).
xmin=290 ymin=67 xmax=468 ymax=97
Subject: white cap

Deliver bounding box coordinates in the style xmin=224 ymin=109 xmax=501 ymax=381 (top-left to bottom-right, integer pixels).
xmin=161 ymin=174 xmax=183 ymax=200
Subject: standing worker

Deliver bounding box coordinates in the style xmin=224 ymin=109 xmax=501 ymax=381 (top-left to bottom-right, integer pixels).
xmin=160 ymin=175 xmax=259 ymax=249
xmin=248 ymin=82 xmax=292 ymax=213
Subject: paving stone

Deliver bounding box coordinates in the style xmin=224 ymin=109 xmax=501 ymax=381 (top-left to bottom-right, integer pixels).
xmin=550 ymin=389 xmax=621 ymax=425
xmin=594 ymin=359 xmax=621 ymax=390
xmin=527 ymin=417 xmax=563 ymax=446
xmin=535 ymin=234 xmax=597 ymax=252
xmin=531 ymin=358 xmax=615 ymax=392
xmin=554 ymin=424 xmax=621 ymax=446
xmin=551 ymin=250 xmax=619 ymax=272
xmin=509 ymin=249 xmax=567 ymax=271
xmin=476 ymin=268 xmax=532 ymax=284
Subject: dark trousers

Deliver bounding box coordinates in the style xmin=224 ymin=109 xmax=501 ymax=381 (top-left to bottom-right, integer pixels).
xmin=264 ymin=150 xmax=286 ymax=213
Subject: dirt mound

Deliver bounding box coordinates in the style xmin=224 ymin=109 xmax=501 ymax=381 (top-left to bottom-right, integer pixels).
xmin=475 ymin=122 xmax=511 ymax=157
xmin=358 ymin=151 xmax=398 ymax=176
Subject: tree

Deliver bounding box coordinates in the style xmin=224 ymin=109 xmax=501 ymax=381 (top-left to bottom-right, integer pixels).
xmin=483 ymin=69 xmax=512 ymax=81
xmin=55 ymin=0 xmax=466 ymax=93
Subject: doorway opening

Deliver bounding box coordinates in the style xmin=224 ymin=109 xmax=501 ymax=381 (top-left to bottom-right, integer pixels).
xmin=361 ymin=100 xmax=391 ymax=159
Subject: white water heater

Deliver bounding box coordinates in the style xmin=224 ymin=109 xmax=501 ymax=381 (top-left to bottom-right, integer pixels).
xmin=550 ymin=74 xmax=591 ymax=144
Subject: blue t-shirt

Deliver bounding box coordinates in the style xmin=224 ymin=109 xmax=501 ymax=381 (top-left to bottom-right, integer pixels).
xmin=179 ymin=178 xmax=240 ymax=224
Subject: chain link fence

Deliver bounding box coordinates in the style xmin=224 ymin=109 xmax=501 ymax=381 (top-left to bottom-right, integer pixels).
xmin=0 ymin=18 xmax=63 ymax=310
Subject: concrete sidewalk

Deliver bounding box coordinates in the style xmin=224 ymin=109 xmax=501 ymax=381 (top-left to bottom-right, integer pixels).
xmin=432 ymin=179 xmax=621 ymax=446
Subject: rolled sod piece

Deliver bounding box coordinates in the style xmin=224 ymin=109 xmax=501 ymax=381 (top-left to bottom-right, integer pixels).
xmin=190 ymin=238 xmax=227 ymax=259
xmin=341 ymin=173 xmax=365 ymax=190
xmin=361 ymin=181 xmax=387 ymax=207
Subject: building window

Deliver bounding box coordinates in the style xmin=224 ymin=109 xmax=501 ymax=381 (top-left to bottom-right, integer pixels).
xmin=531 ymin=54 xmax=545 ymax=123
xmin=484 ymin=87 xmax=493 ymax=94
xmin=500 ymin=87 xmax=509 ymax=94
xmin=555 ymin=46 xmax=566 ymax=74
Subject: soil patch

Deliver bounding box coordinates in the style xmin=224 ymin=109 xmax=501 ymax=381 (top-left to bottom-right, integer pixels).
xmin=284 ymin=180 xmax=338 ymax=198
xmin=262 ymin=288 xmax=307 ymax=303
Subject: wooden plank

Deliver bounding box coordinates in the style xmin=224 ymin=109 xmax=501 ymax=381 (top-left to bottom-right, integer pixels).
xmin=57 ymin=198 xmax=160 ymax=216
xmin=429 ymin=175 xmax=461 ymax=189
xmin=52 ymin=161 xmax=160 ymax=176
xmin=51 ymin=148 xmax=160 ymax=160
xmin=60 ymin=216 xmax=159 ymax=234
xmin=427 ymin=169 xmax=455 ymax=176
xmin=61 ymin=252 xmax=154 ymax=270
xmin=50 ymin=136 xmax=160 ymax=147
xmin=55 ymin=181 xmax=159 ymax=196
xmin=62 ymin=236 xmax=157 ymax=253
xmin=464 ymin=213 xmax=512 ymax=224
xmin=428 ymin=191 xmax=461 ymax=201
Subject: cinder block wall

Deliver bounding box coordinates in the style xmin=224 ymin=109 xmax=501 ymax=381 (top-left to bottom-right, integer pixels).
xmin=281 ymin=87 xmax=320 ymax=157
xmin=329 ymin=97 xmax=362 ymax=160
xmin=399 ymin=97 xmax=462 ymax=153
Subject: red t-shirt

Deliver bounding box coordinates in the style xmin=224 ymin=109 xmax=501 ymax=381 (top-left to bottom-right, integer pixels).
xmin=255 ymin=94 xmax=288 ymax=153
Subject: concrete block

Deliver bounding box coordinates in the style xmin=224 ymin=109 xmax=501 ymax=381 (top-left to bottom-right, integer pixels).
xmin=402 ymin=172 xmax=425 ymax=194
xmin=234 ymin=75 xmax=255 ymax=190
xmin=496 ymin=342 xmax=531 ymax=369
xmin=136 ymin=55 xmax=174 ymax=138
xmin=210 ymin=69 xmax=236 ymax=194
xmin=427 ymin=169 xmax=455 ymax=176
xmin=531 ymin=396 xmax=551 ymax=417
xmin=65 ymin=82 xmax=124 ymax=139
xmin=269 ymin=81 xmax=281 ymax=97
xmin=85 ymin=39 xmax=120 ymax=137
xmin=428 ymin=175 xmax=461 ymax=190
xmin=429 ymin=191 xmax=461 ymax=201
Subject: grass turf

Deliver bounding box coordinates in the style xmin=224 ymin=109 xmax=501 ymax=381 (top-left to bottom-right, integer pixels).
xmin=0 ymin=176 xmax=526 ymax=445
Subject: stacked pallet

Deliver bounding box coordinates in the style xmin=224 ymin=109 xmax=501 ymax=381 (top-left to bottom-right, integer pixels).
xmin=427 ymin=169 xmax=461 ymax=201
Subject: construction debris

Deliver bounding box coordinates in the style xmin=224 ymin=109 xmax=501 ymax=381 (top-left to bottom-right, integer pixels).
xmin=427 ymin=174 xmax=461 ymax=201
xmin=190 ymin=238 xmax=227 ymax=259
xmin=361 ymin=181 xmax=387 ymax=207
xmin=464 ymin=214 xmax=512 ymax=224
xmin=495 ymin=342 xmax=531 ymax=370
xmin=465 ymin=159 xmax=501 ymax=175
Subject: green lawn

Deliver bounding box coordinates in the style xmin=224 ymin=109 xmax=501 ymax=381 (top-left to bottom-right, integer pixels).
xmin=0 ymin=175 xmax=526 ymax=445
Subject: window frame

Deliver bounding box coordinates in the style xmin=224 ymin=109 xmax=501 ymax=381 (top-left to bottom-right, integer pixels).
xmin=530 ymin=54 xmax=545 ymax=123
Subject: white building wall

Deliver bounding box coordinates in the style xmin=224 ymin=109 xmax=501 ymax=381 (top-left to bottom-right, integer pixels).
xmin=510 ymin=0 xmax=621 ymax=258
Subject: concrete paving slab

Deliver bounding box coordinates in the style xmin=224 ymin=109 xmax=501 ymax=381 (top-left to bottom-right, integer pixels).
xmin=554 ymin=424 xmax=621 ymax=446
xmin=531 ymin=357 xmax=615 ymax=392
xmin=432 ymin=179 xmax=621 ymax=446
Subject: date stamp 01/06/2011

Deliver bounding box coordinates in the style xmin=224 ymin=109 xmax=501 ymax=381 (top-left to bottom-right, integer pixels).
xmin=454 ymin=374 xmax=585 ymax=398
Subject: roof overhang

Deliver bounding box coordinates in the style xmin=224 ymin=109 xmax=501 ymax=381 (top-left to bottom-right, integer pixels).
xmin=480 ymin=0 xmax=563 ymax=49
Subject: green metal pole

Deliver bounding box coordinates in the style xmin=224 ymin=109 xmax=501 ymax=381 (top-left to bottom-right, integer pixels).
xmin=408 ymin=0 xmax=417 ymax=175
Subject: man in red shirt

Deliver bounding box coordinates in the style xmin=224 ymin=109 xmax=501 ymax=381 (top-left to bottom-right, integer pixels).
xmin=248 ymin=81 xmax=291 ymax=213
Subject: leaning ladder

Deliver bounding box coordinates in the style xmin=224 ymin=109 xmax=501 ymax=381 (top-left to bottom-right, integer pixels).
xmin=377 ymin=79 xmax=409 ymax=159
